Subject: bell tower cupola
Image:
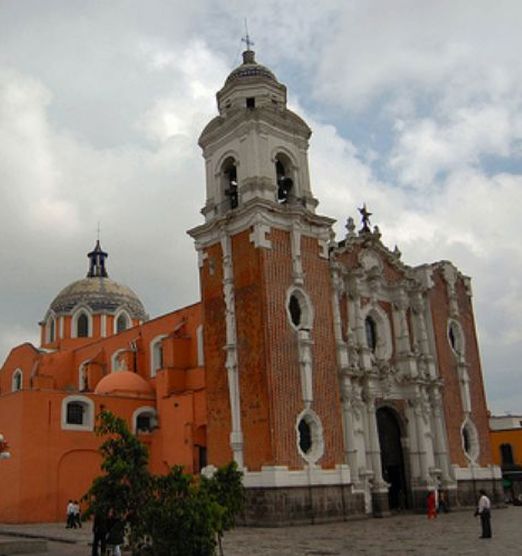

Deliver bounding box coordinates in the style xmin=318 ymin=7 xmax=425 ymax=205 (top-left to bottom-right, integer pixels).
xmin=198 ymin=48 xmax=318 ymax=222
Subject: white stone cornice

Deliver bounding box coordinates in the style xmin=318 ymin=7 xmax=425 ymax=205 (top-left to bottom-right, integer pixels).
xmin=242 ymin=464 xmax=351 ymax=488
xmin=188 ymin=199 xmax=334 ymax=248
xmin=200 ymin=107 xmax=311 ymax=153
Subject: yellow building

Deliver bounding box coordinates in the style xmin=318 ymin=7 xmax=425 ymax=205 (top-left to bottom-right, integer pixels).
xmin=490 ymin=415 xmax=522 ymax=500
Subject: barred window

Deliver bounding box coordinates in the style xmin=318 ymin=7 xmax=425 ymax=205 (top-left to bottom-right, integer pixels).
xmin=66 ymin=402 xmax=84 ymax=425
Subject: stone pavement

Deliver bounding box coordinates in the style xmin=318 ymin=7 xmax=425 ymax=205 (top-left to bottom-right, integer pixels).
xmin=1 ymin=506 xmax=521 ymax=555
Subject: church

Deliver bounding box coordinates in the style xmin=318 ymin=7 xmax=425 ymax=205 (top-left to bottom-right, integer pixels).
xmin=0 ymin=47 xmax=501 ymax=524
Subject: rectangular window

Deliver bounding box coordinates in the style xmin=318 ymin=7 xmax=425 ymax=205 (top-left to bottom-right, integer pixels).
xmin=66 ymin=403 xmax=84 ymax=425
xmin=246 ymin=97 xmax=255 ymax=109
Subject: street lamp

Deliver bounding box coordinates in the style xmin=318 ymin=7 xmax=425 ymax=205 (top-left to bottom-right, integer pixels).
xmin=0 ymin=433 xmax=11 ymax=460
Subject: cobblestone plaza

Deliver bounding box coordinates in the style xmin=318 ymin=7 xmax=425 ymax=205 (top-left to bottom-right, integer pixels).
xmin=1 ymin=505 xmax=521 ymax=555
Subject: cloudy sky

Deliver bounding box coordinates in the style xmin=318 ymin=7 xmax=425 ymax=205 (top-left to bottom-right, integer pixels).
xmin=1 ymin=0 xmax=521 ymax=414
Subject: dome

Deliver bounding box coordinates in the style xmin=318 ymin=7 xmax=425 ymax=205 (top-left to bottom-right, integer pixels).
xmin=47 ymin=240 xmax=148 ymax=321
xmin=224 ymin=50 xmax=278 ymax=86
xmin=50 ymin=277 xmax=148 ymax=321
xmin=95 ymin=371 xmax=154 ymax=397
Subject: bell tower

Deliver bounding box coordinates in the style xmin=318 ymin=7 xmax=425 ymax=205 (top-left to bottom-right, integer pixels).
xmin=199 ymin=48 xmax=319 ymax=221
xmin=189 ymin=48 xmax=356 ymax=524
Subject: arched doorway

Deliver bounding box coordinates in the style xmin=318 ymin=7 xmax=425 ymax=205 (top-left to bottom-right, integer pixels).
xmin=376 ymin=407 xmax=408 ymax=510
xmin=56 ymin=449 xmax=102 ymax=521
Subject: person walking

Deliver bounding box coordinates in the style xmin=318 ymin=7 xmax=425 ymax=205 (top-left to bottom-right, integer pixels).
xmin=106 ymin=510 xmax=125 ymax=556
xmin=91 ymin=509 xmax=108 ymax=556
xmin=426 ymin=490 xmax=437 ymax=519
xmin=438 ymin=489 xmax=449 ymax=513
xmin=475 ymin=489 xmax=492 ymax=538
xmin=65 ymin=499 xmax=75 ymax=529
xmin=73 ymin=500 xmax=82 ymax=528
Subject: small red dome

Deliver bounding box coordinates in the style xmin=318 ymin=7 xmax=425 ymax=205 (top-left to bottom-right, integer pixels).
xmin=94 ymin=371 xmax=154 ymax=398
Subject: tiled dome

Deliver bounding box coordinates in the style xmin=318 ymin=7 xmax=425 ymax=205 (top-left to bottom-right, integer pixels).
xmin=50 ymin=277 xmax=147 ymax=320
xmin=47 ymin=240 xmax=148 ymax=321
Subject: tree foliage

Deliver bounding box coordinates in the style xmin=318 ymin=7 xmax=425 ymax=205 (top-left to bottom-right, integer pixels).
xmin=83 ymin=410 xmax=244 ymax=555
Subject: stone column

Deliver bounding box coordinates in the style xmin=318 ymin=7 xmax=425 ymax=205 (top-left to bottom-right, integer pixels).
xmin=332 ymin=264 xmax=361 ymax=481
xmin=411 ymin=395 xmax=430 ymax=486
xmin=341 ymin=379 xmax=360 ymax=485
xmin=430 ymin=388 xmax=453 ymax=484
xmin=411 ymin=293 xmax=428 ymax=352
xmin=331 ymin=263 xmax=349 ymax=369
xmin=221 ymin=234 xmax=244 ymax=467
xmin=350 ymin=278 xmax=372 ymax=370
xmin=411 ymin=292 xmax=437 ymax=379
xmin=364 ymin=389 xmax=388 ymax=515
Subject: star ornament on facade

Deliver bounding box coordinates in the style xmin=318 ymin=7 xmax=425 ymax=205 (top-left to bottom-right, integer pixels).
xmin=358 ymin=204 xmax=372 ymax=233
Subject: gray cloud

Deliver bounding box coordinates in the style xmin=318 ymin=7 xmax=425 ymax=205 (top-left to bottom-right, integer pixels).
xmin=1 ymin=0 xmax=521 ymax=415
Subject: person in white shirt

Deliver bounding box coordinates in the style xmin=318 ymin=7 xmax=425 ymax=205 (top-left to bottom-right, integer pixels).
xmin=65 ymin=500 xmax=75 ymax=529
xmin=475 ymin=489 xmax=492 ymax=538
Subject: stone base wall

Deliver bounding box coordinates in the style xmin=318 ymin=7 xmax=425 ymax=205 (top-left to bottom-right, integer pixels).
xmin=454 ymin=479 xmax=504 ymax=508
xmin=404 ymin=480 xmax=504 ymax=514
xmin=241 ymin=484 xmax=366 ymax=526
xmin=239 ymin=478 xmax=504 ymax=526
xmin=371 ymin=491 xmax=390 ymax=517
xmin=409 ymin=489 xmax=429 ymax=513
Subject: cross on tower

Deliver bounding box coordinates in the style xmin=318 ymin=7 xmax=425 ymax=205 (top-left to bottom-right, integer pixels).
xmin=242 ymin=19 xmax=254 ymax=51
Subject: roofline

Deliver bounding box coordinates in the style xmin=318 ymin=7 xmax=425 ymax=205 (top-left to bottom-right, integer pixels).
xmin=40 ymin=300 xmax=202 ymax=356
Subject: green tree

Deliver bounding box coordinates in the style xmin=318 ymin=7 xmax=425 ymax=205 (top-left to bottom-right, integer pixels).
xmin=82 ymin=410 xmax=151 ymax=550
xmin=201 ymin=462 xmax=244 ymax=556
xmin=142 ymin=466 xmax=220 ymax=555
xmin=83 ymin=411 xmax=244 ymax=555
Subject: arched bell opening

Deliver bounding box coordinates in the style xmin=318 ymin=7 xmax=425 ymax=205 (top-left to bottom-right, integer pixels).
xmin=376 ymin=406 xmax=409 ymax=511
xmin=221 ymin=157 xmax=238 ymax=210
xmin=275 ymin=153 xmax=294 ymax=203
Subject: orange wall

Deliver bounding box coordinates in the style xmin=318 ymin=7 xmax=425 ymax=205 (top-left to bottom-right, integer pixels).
xmin=0 ymin=387 xmax=205 ymax=522
xmin=0 ymin=302 xmax=206 ymax=523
